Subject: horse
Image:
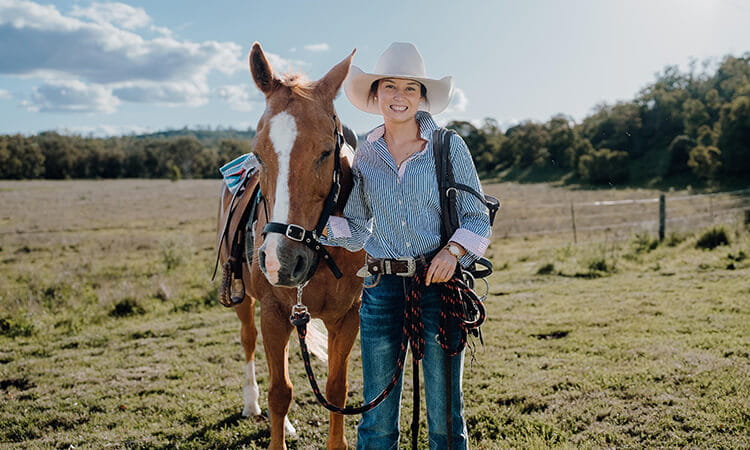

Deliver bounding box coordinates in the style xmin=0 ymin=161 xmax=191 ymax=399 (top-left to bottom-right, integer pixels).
xmin=216 ymin=42 xmax=364 ymax=450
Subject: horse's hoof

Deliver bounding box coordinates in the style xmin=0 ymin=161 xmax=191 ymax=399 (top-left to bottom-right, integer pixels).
xmin=242 ymin=403 xmax=261 ymax=417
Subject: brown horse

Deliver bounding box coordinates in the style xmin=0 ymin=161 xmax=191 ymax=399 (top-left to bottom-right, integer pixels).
xmin=217 ymin=42 xmax=364 ymax=449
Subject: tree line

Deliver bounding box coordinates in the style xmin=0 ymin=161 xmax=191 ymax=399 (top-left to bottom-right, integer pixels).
xmin=446 ymin=53 xmax=750 ymax=184
xmin=0 ymin=130 xmax=254 ymax=180
xmin=1 ymin=53 xmax=748 ymax=185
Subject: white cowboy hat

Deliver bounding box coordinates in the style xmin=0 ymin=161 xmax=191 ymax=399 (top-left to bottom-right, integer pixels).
xmin=344 ymin=42 xmax=454 ymax=115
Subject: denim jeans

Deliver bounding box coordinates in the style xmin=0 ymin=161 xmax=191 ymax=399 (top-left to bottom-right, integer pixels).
xmin=356 ymin=274 xmax=468 ymax=450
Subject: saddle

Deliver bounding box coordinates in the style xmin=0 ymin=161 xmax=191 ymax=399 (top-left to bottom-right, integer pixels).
xmin=213 ymin=170 xmax=262 ymax=307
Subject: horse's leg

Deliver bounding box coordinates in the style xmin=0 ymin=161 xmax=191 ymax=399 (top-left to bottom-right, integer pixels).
xmin=260 ymin=301 xmax=295 ymax=450
xmin=325 ymin=304 xmax=360 ymax=450
xmin=235 ymin=295 xmax=261 ymax=417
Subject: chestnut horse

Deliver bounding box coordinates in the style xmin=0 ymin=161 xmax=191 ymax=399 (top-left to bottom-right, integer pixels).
xmin=217 ymin=42 xmax=364 ymax=449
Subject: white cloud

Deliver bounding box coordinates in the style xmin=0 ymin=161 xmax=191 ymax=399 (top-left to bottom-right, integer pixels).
xmin=70 ymin=2 xmax=150 ymax=29
xmin=264 ymin=52 xmax=310 ymax=74
xmin=57 ymin=124 xmax=154 ymax=137
xmin=303 ymin=43 xmax=330 ymax=52
xmin=113 ymin=81 xmax=209 ymax=107
xmin=0 ymin=0 xmax=242 ymax=112
xmin=0 ymin=89 xmax=11 ymax=100
xmin=24 ymin=79 xmax=119 ymax=113
xmin=215 ymin=84 xmax=256 ymax=112
xmin=444 ymin=87 xmax=468 ymax=114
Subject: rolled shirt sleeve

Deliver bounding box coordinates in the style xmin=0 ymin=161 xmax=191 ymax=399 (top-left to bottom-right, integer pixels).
xmin=318 ymin=164 xmax=373 ymax=252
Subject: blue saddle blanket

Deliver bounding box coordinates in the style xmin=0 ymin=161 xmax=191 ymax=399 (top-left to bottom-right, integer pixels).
xmin=219 ymin=153 xmax=259 ymax=195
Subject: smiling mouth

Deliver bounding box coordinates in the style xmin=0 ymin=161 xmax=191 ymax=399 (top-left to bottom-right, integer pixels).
xmin=390 ymin=105 xmax=408 ymax=112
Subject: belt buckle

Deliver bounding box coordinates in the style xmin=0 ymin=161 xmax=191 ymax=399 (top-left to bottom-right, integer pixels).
xmin=285 ymin=224 xmax=305 ymax=242
xmin=395 ymin=257 xmax=416 ymax=277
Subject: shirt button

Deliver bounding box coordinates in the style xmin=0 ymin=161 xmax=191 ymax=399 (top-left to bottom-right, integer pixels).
xmin=398 ymin=200 xmax=402 ymax=205
xmin=405 ymin=242 xmax=411 ymax=247
xmin=401 ymin=220 xmax=406 ymax=226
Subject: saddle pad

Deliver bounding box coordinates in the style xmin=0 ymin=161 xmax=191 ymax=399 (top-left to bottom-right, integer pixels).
xmin=219 ymin=153 xmax=259 ymax=195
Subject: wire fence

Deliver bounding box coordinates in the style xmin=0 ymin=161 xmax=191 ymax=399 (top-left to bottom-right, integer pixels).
xmin=493 ymin=188 xmax=750 ymax=241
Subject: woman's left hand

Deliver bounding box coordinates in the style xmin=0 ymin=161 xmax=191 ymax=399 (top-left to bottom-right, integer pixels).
xmin=425 ymin=249 xmax=458 ymax=286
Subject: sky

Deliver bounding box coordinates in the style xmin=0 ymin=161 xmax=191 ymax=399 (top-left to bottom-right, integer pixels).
xmin=1 ymin=0 xmax=749 ymax=137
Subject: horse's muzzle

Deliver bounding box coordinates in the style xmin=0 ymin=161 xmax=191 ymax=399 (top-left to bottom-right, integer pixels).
xmin=258 ymin=238 xmax=319 ymax=287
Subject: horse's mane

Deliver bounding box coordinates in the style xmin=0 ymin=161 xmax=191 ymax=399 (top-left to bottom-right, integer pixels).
xmin=280 ymin=73 xmax=314 ymax=100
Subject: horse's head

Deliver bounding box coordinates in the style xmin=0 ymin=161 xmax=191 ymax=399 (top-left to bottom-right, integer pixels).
xmin=249 ymin=42 xmax=355 ymax=287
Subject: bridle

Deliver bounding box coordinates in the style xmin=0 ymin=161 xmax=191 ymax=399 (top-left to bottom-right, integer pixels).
xmin=259 ymin=115 xmax=345 ymax=282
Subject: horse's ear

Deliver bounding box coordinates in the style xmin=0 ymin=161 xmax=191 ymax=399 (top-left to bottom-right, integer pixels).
xmin=316 ymin=49 xmax=356 ymax=100
xmin=249 ymin=42 xmax=279 ymax=96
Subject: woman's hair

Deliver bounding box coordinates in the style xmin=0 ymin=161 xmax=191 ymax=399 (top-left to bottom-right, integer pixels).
xmin=367 ymin=79 xmax=428 ymax=108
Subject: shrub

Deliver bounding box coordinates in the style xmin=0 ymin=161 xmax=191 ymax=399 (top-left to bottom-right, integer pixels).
xmin=160 ymin=238 xmax=188 ymax=271
xmin=577 ymin=148 xmax=629 ymax=184
xmin=631 ymin=232 xmax=659 ymax=253
xmin=0 ymin=315 xmax=35 ymax=338
xmin=665 ymin=232 xmax=689 ymax=247
xmin=110 ymin=298 xmax=146 ymax=317
xmin=695 ymin=227 xmax=730 ymax=250
xmin=536 ymin=263 xmax=556 ymax=275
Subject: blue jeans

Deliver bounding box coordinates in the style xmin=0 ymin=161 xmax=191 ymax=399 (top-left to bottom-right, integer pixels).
xmin=356 ymin=274 xmax=468 ymax=450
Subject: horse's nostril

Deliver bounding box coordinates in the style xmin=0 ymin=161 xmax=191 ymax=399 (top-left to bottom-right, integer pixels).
xmin=258 ymin=249 xmax=266 ymax=271
xmin=292 ymin=254 xmax=307 ymax=279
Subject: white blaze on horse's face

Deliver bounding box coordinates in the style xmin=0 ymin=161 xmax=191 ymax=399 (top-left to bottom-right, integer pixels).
xmin=262 ymin=111 xmax=298 ymax=285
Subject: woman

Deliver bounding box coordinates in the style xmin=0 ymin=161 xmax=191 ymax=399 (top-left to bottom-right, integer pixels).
xmin=320 ymin=42 xmax=491 ymax=449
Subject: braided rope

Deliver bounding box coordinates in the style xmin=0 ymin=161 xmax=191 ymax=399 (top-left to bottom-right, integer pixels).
xmin=291 ymin=265 xmax=485 ymax=415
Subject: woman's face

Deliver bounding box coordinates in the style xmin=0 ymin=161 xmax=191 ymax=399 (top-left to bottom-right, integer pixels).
xmin=376 ymin=78 xmax=424 ymax=123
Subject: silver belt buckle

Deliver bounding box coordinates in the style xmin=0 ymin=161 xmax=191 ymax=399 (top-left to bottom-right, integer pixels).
xmin=396 ymin=257 xmax=416 ymax=277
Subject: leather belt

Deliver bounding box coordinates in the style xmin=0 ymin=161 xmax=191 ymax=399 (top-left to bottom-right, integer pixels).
xmin=366 ymin=255 xmax=430 ymax=277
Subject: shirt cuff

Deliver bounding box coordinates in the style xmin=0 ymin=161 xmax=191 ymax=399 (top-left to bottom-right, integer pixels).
xmin=327 ymin=216 xmax=352 ymax=238
xmin=449 ymin=228 xmax=489 ymax=258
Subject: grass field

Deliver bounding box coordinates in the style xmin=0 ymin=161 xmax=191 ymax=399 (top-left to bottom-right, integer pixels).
xmin=1 ymin=179 xmax=749 ymax=449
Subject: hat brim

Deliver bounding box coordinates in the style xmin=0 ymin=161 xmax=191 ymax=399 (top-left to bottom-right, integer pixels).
xmin=344 ymin=65 xmax=454 ymax=115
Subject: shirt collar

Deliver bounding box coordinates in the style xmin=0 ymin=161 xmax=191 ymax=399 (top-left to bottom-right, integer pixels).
xmin=366 ymin=111 xmax=439 ymax=143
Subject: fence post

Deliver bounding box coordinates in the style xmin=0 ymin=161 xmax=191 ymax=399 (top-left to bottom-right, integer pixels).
xmin=570 ymin=201 xmax=577 ymax=243
xmin=659 ymin=194 xmax=665 ymax=242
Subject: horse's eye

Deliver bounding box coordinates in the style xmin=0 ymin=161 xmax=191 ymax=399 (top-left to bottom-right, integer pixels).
xmin=253 ymin=153 xmax=264 ymax=166
xmin=319 ymin=149 xmax=332 ymax=162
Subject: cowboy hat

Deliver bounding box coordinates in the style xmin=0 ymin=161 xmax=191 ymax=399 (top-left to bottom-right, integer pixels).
xmin=344 ymin=42 xmax=454 ymax=115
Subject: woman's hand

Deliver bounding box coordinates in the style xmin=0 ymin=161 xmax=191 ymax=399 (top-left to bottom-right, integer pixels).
xmin=425 ymin=248 xmax=458 ymax=286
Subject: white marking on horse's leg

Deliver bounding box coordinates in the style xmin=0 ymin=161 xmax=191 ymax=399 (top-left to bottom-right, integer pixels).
xmin=284 ymin=415 xmax=297 ymax=436
xmin=242 ymin=361 xmax=261 ymax=417
xmin=262 ymin=111 xmax=297 ymax=285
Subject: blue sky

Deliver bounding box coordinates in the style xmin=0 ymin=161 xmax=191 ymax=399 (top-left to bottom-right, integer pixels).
xmin=1 ymin=0 xmax=749 ymax=136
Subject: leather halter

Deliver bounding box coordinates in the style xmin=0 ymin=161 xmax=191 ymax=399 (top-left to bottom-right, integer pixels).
xmin=260 ymin=115 xmax=345 ymax=281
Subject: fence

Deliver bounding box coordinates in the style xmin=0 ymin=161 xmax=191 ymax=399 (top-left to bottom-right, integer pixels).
xmin=491 ymin=187 xmax=750 ymax=241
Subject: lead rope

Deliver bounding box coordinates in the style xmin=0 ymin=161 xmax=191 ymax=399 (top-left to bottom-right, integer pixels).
xmin=291 ymin=285 xmax=411 ymax=415
xmin=292 ymin=269 xmax=483 ymax=446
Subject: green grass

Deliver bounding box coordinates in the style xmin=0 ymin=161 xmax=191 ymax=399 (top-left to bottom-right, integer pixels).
xmin=1 ymin=180 xmax=749 ymax=448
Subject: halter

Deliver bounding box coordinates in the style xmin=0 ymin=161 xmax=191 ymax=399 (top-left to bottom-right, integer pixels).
xmin=260 ymin=115 xmax=345 ymax=281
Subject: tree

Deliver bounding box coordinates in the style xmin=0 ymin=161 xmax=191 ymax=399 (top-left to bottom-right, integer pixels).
xmin=688 ymin=145 xmax=722 ymax=180
xmin=582 ymin=102 xmax=643 ymax=157
xmin=546 ymin=114 xmax=576 ymax=168
xmin=577 ymin=148 xmax=629 ymax=184
xmin=666 ymin=135 xmax=696 ymax=175
xmin=1 ymin=135 xmax=45 ymax=179
xmin=682 ymin=98 xmax=710 ymax=137
xmin=503 ymin=121 xmax=550 ymax=167
xmin=717 ymin=94 xmax=750 ymax=175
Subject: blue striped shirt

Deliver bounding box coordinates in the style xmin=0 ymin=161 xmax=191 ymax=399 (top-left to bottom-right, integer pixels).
xmin=321 ymin=111 xmax=491 ymax=267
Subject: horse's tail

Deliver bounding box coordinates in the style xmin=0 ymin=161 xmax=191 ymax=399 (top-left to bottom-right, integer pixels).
xmin=305 ymin=318 xmax=329 ymax=364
